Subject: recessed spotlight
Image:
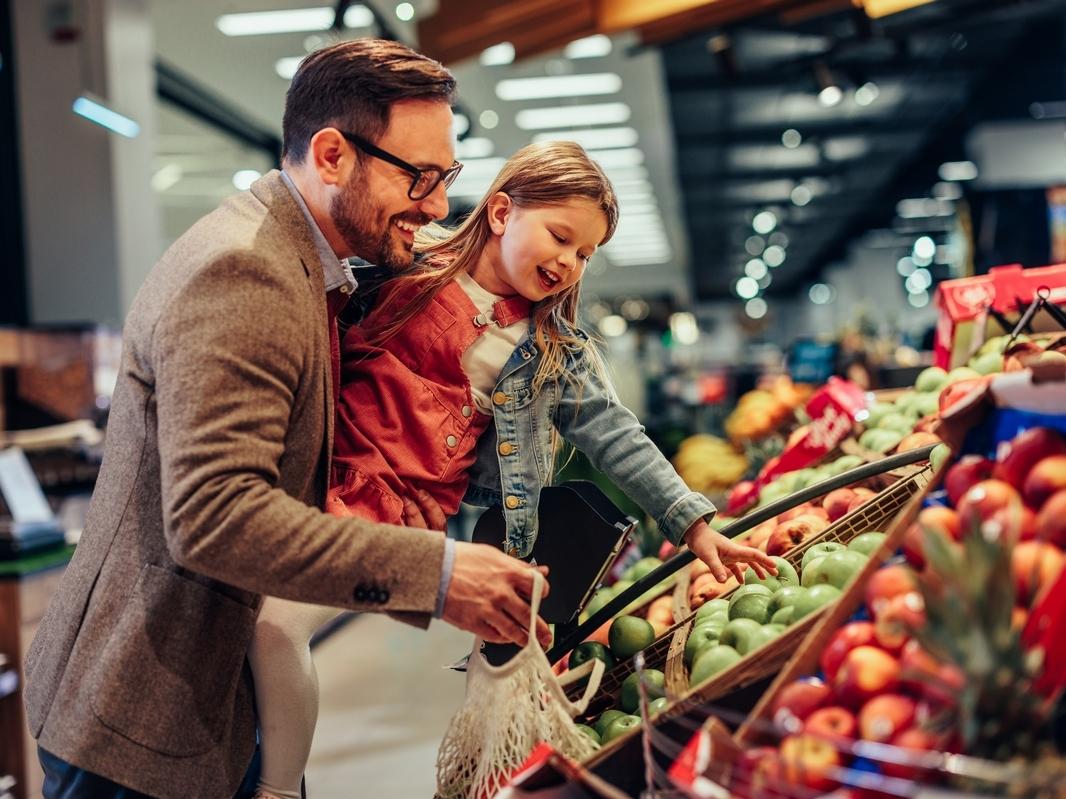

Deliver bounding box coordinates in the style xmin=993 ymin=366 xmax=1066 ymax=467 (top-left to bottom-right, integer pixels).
xmin=763 ymin=245 xmax=786 ymax=267
xmin=232 ymin=169 xmax=261 ymax=190
xmin=395 ymin=2 xmax=415 ymax=21
xmin=480 ymin=42 xmax=515 ymax=67
xmin=809 ymin=283 xmax=834 ymax=305
xmin=479 ymin=109 xmax=499 ymax=129
xmin=782 ymin=129 xmax=802 ymax=149
xmin=913 ymin=236 xmax=936 ymax=260
xmin=854 ymin=82 xmax=880 ymax=107
xmin=735 ymin=277 xmax=760 ymax=299
xmin=745 ymin=235 xmax=766 ymax=256
xmin=745 ymin=259 xmax=768 ymax=279
xmin=753 ymin=210 xmax=777 ymax=234
xmin=938 ymin=161 xmax=978 ymax=182
xmin=818 ymin=85 xmax=844 ymax=107
xmin=745 ymin=298 xmax=768 ymax=319
xmin=791 ymin=184 xmax=812 ymax=206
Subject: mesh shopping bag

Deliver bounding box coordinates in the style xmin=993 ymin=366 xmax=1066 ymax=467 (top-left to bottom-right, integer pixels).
xmin=436 ymin=573 xmax=606 ymax=799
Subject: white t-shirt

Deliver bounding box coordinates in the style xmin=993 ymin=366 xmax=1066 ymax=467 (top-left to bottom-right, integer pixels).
xmin=455 ymin=271 xmax=530 ymax=413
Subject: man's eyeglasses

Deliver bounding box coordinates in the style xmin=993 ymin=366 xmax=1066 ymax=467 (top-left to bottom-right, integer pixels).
xmin=340 ymin=131 xmax=463 ymax=201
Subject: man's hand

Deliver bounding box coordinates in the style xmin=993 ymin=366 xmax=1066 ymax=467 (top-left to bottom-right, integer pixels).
xmin=442 ymin=542 xmax=552 ymax=648
xmin=684 ymin=520 xmax=778 ymax=583
xmin=400 ymin=488 xmax=447 ymax=532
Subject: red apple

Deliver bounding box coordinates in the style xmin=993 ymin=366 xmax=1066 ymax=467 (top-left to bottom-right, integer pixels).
xmin=779 ymin=734 xmax=842 ymax=791
xmin=873 ymin=592 xmax=926 ymax=653
xmin=834 ymin=646 xmax=901 ymax=707
xmin=901 ymin=523 xmax=927 ymax=570
xmin=778 ymin=503 xmax=817 ymax=523
xmin=804 ymin=706 xmax=858 ymax=745
xmin=820 ymin=622 xmax=877 ymax=683
xmin=731 ymin=746 xmax=783 ymax=799
xmin=1035 ymin=491 xmax=1066 ymax=547
xmin=771 ymin=678 xmax=832 ymax=732
xmin=938 ymin=377 xmax=989 ymax=414
xmin=899 ymin=639 xmax=941 ymax=693
xmin=823 ymin=489 xmax=857 ymax=522
xmin=1023 ymin=455 xmax=1066 ymax=510
xmin=916 ymin=505 xmax=961 ymax=542
xmin=865 ymin=564 xmax=917 ymax=618
xmin=897 ymin=432 xmax=941 ymax=452
xmin=658 ymin=539 xmax=678 ymax=560
xmin=943 ymin=455 xmax=995 ymax=507
xmin=881 ymin=728 xmax=943 ymax=780
xmin=766 ymin=517 xmax=827 ymax=556
xmin=988 ymin=503 xmax=1038 ymax=542
xmin=956 ymin=480 xmax=1023 ymax=530
xmin=993 ymin=427 xmax=1066 ymax=492
xmin=1012 ymin=540 xmax=1066 ymax=605
xmin=858 ymin=694 xmax=917 ymax=743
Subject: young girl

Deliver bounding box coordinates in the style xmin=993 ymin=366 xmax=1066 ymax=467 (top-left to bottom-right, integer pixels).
xmin=249 ymin=142 xmax=774 ymax=799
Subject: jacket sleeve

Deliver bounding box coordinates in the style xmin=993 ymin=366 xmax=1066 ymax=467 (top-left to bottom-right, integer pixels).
xmin=152 ymin=252 xmax=444 ymax=613
xmin=553 ymin=350 xmax=716 ymax=545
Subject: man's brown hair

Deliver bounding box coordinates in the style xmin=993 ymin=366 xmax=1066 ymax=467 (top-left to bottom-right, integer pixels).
xmin=282 ymin=38 xmax=456 ymax=164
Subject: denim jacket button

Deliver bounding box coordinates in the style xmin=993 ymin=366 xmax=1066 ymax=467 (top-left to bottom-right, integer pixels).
xmin=461 ymin=405 xmax=472 ymax=417
xmin=504 ymin=495 xmax=521 ymax=510
xmin=446 ymin=434 xmax=457 ymax=448
xmin=498 ymin=441 xmax=515 ymax=456
xmin=505 ymin=545 xmax=519 ymax=557
xmin=492 ymin=391 xmax=509 ymax=406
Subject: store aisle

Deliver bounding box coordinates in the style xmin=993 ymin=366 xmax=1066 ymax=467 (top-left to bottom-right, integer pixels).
xmin=305 ymin=613 xmax=473 ymax=798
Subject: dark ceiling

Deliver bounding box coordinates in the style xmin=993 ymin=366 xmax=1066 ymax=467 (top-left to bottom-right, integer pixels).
xmin=660 ymin=0 xmax=1066 ymax=300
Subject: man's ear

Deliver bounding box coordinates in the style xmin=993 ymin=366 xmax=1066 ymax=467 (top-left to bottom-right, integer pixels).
xmin=486 ymin=192 xmax=513 ymax=235
xmin=308 ymin=128 xmax=352 ymax=187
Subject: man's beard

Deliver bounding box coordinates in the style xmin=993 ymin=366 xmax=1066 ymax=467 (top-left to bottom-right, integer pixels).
xmin=330 ymin=173 xmax=429 ymax=271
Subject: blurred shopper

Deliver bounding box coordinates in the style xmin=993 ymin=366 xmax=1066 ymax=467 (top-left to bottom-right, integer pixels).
xmin=249 ymin=141 xmax=777 ymax=799
xmin=24 ymin=39 xmax=549 ymax=799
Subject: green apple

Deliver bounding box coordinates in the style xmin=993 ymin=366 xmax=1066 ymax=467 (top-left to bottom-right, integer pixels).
xmin=719 ymin=617 xmax=762 ymax=653
xmin=620 ymin=668 xmax=665 ymax=713
xmin=602 ymin=714 xmax=641 ymax=743
xmin=689 ymin=644 xmax=742 ymax=686
xmin=648 ymin=696 xmax=669 ymax=715
xmin=584 ymin=586 xmax=616 ymax=618
xmin=767 ymin=585 xmax=808 ymax=617
xmin=877 ymin=412 xmax=915 ymax=433
xmin=915 ymin=366 xmax=948 ymax=394
xmin=593 ymin=709 xmax=627 ymax=737
xmin=624 ymin=556 xmax=663 ymax=582
xmin=848 ymin=532 xmax=887 ymax=557
xmin=864 ymin=402 xmax=897 ymax=428
xmin=575 ymin=723 xmax=601 ymax=744
xmin=693 ymin=610 xmax=728 ymax=633
xmin=945 ymin=366 xmax=981 ymax=385
xmin=684 ymin=625 xmax=724 ymax=667
xmin=770 ymin=606 xmax=795 ymax=626
xmin=792 ymin=584 xmax=842 ymax=621
xmin=744 ymin=556 xmax=800 ymax=592
xmin=913 ymin=392 xmax=941 ymax=418
xmin=828 ymin=454 xmax=864 ymax=475
xmin=801 ymin=542 xmax=846 ymax=571
xmin=930 ymin=443 xmax=951 ymax=472
xmin=746 ymin=623 xmax=786 ymax=653
xmin=728 ymin=584 xmax=774 ymax=624
xmin=802 ymin=550 xmax=869 ymax=590
xmin=695 ymin=598 xmax=730 ymax=621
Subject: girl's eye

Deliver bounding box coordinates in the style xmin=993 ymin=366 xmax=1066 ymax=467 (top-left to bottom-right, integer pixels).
xmin=579 ymin=253 xmax=591 ymax=263
xmin=551 ymin=231 xmax=566 ymax=243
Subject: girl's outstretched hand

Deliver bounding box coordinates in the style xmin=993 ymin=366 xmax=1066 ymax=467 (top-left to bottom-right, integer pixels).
xmin=683 ymin=519 xmax=778 ymax=583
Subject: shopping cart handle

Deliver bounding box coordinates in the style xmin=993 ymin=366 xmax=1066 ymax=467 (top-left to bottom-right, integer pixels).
xmin=544 ymin=443 xmax=936 ymax=664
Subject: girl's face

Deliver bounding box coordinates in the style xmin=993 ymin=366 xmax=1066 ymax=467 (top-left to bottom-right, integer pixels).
xmin=475 ymin=194 xmax=608 ymax=301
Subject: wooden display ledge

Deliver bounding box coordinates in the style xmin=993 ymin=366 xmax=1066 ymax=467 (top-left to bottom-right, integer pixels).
xmin=0 ymin=546 xmax=73 ymax=799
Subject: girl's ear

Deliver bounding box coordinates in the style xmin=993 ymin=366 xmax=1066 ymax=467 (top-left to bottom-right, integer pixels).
xmin=486 ymin=192 xmax=513 ymax=235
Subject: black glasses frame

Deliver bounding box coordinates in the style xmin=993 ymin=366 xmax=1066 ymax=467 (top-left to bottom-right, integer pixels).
xmin=340 ymin=131 xmax=463 ymax=200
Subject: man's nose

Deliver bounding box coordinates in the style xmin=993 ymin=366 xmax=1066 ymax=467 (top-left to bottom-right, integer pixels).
xmin=418 ymin=181 xmax=450 ymax=221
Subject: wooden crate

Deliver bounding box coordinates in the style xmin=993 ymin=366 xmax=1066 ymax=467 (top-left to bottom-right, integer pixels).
xmin=574 ymin=466 xmax=933 ymax=763
xmin=733 ymin=461 xmax=941 ymax=746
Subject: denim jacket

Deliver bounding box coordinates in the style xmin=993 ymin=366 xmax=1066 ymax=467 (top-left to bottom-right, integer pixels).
xmin=463 ymin=324 xmax=716 ymax=558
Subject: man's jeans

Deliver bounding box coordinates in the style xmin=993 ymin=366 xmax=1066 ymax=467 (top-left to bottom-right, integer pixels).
xmin=38 ymin=746 xmax=262 ymax=799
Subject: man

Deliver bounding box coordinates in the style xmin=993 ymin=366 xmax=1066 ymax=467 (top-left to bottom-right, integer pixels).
xmin=24 ymin=38 xmax=548 ymax=798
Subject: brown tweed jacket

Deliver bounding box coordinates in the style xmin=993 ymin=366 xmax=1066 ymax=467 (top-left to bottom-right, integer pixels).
xmin=23 ymin=170 xmax=446 ymax=798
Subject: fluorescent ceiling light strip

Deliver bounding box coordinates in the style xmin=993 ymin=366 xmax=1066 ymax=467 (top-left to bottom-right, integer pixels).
xmin=276 ymin=57 xmax=301 ymax=79
xmin=590 ymin=148 xmax=644 ymax=169
xmin=496 ymin=73 xmax=622 ymax=101
xmin=565 ymin=34 xmax=612 ymax=59
xmin=515 ymin=102 xmax=631 ymax=130
xmin=72 ymin=95 xmax=140 ymax=138
xmin=480 ymin=42 xmax=515 ymax=66
xmin=532 ymin=126 xmax=638 ymax=150
xmin=455 ymin=137 xmax=494 ymax=159
xmin=216 ymin=6 xmax=371 ymax=36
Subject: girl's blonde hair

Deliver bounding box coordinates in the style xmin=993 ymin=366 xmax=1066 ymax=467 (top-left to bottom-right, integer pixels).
xmin=366 ymin=140 xmax=619 ymax=397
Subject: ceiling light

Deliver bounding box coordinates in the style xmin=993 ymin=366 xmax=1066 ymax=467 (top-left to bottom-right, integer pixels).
xmin=151 ymin=164 xmax=183 ymax=192
xmin=745 ymin=298 xmax=768 ymax=319
xmin=854 ymin=82 xmax=880 ymax=107
xmin=453 ymin=113 xmax=470 ymax=136
xmin=906 ymin=268 xmax=932 ymax=293
xmin=495 ymin=73 xmax=622 ymax=101
xmin=515 ymin=102 xmax=631 ymax=130
xmin=480 ymin=42 xmax=515 ymax=66
xmin=791 ymin=184 xmax=812 ymax=206
xmin=908 ymin=291 xmax=930 ymax=308
xmin=745 ymin=235 xmax=766 ymax=256
xmin=781 ymin=129 xmax=803 ymax=149
xmin=565 ymin=34 xmax=612 ymax=59
xmin=745 ymin=259 xmax=767 ymax=279
xmin=532 ymin=126 xmax=638 ymax=150
xmin=933 ymin=181 xmax=963 ymax=200
xmin=769 ymin=231 xmax=790 ymax=247
xmin=814 ymin=62 xmax=843 ymax=107
xmin=896 ymin=256 xmax=916 ymax=276
xmin=455 ymin=137 xmax=494 ymax=159
xmin=763 ymin=245 xmax=786 ymax=267
xmin=913 ymin=236 xmax=936 ymax=260
xmin=599 ymin=314 xmax=628 ymax=337
xmin=275 ymin=57 xmax=301 ymax=80
xmin=752 ymin=210 xmax=777 ymax=234
xmin=216 ymin=6 xmax=371 ymax=36
xmin=757 ymin=272 xmax=773 ymax=290
xmin=670 ymin=312 xmax=699 ymax=345
xmin=479 ymin=109 xmax=499 ymax=129
xmin=897 ymin=198 xmax=953 ymax=219
xmin=735 ymin=277 xmax=760 ymax=300
xmin=603 ymin=165 xmax=648 ymax=182
xmin=72 ymin=95 xmax=140 ymax=138
xmin=621 ymin=299 xmax=649 ymax=320
xmin=590 ymin=148 xmax=644 ymax=169
xmin=395 ymin=2 xmax=415 ymax=21
xmin=938 ymin=161 xmax=978 ymax=181
xmin=809 ymin=283 xmax=834 ymax=305
xmin=232 ymin=170 xmax=262 ymax=191
xmin=818 ymin=85 xmax=844 ymax=107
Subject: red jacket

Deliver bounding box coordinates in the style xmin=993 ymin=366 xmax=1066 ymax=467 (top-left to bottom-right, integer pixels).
xmin=328 ymin=279 xmax=528 ymax=524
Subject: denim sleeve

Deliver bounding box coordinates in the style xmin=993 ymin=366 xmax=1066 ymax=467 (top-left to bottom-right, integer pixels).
xmin=554 ymin=357 xmax=716 ymax=545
